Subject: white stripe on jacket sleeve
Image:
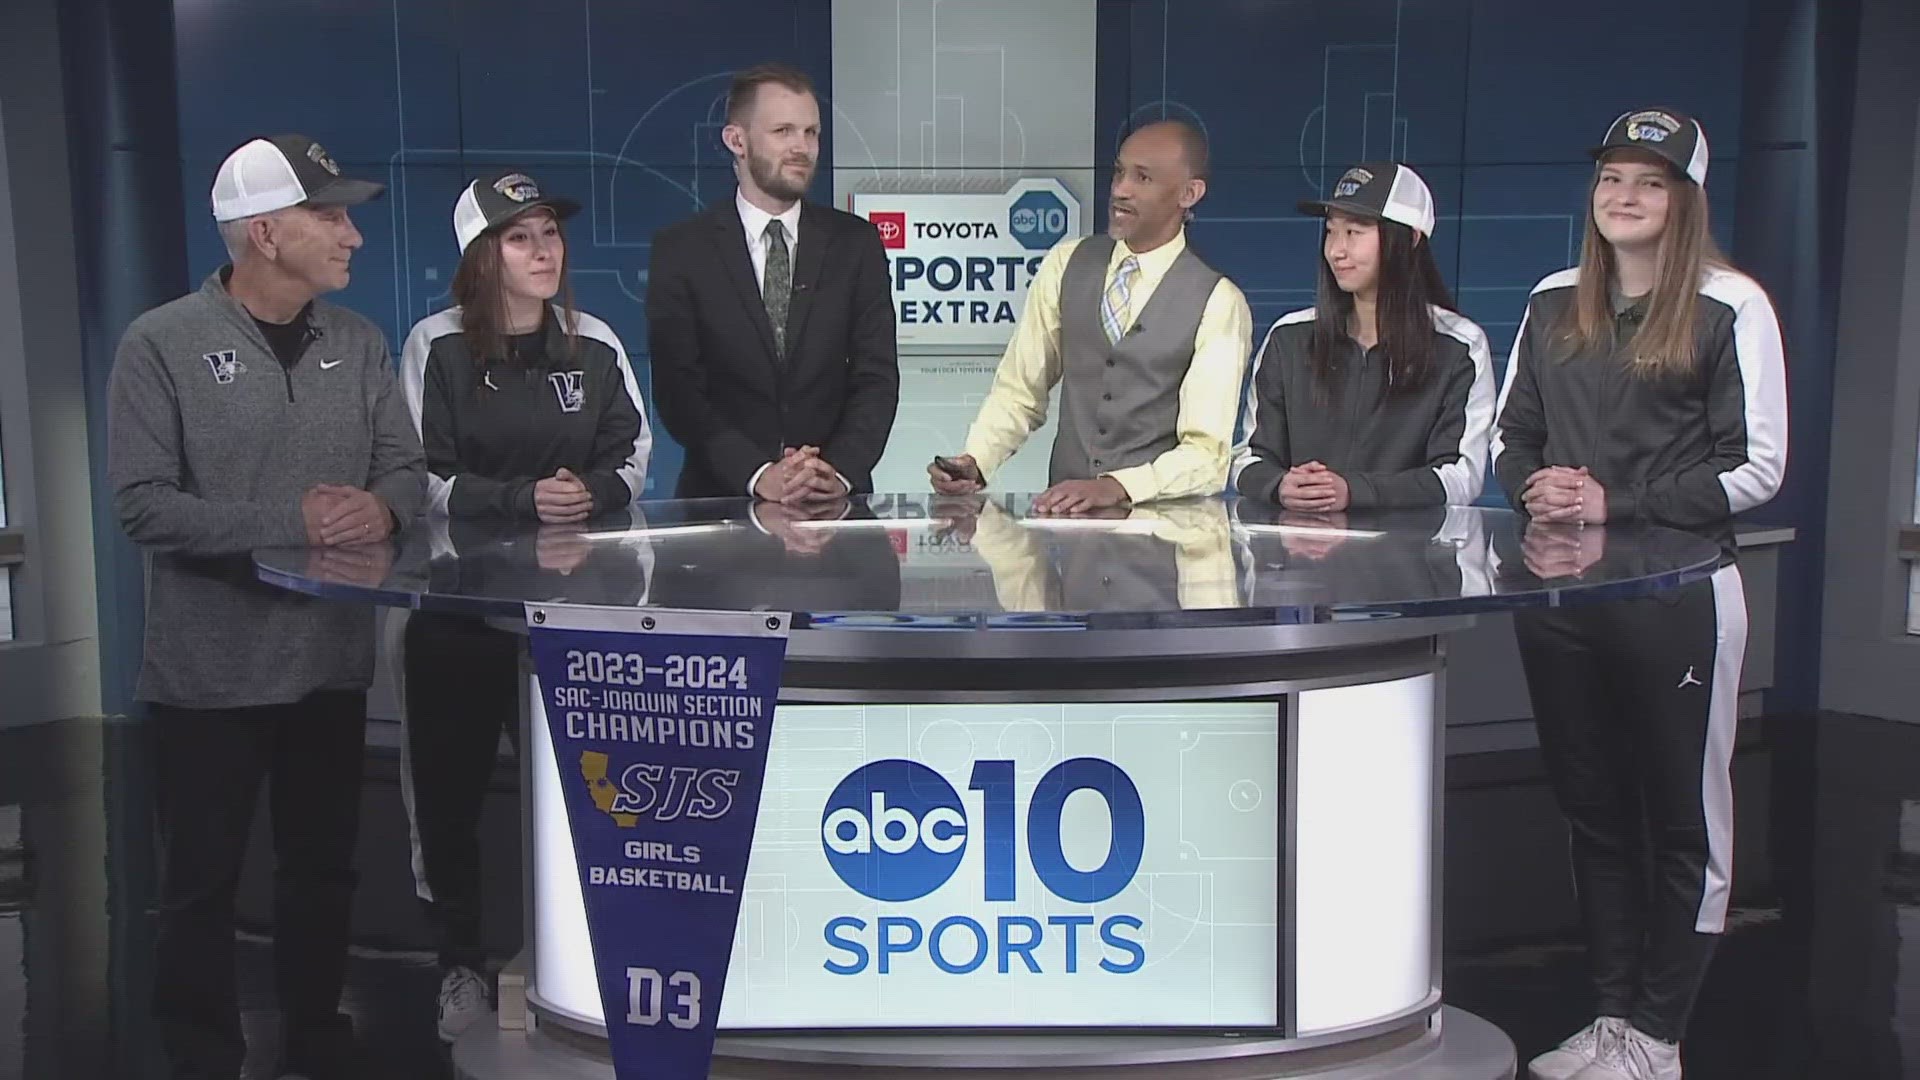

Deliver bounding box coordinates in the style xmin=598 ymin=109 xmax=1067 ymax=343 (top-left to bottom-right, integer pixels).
xmin=575 ymin=311 xmax=654 ymax=504
xmin=1701 ymin=269 xmax=1789 ymax=515
xmin=399 ymin=308 xmax=464 ymax=518
xmin=1431 ymin=307 xmax=1496 ymax=505
xmin=1228 ymin=307 xmax=1316 ymax=491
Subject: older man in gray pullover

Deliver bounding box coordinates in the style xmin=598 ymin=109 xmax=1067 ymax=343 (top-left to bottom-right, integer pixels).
xmin=107 ymin=133 xmax=424 ymax=1080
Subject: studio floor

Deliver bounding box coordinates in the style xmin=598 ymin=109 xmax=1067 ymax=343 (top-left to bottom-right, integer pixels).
xmin=0 ymin=711 xmax=1913 ymax=1079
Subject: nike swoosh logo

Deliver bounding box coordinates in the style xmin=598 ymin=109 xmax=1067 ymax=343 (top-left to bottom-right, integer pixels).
xmin=318 ymin=358 xmax=343 ymax=370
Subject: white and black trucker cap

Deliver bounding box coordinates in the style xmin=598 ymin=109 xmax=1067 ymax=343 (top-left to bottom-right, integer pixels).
xmin=1591 ymin=108 xmax=1709 ymax=186
xmin=453 ymin=171 xmax=582 ymax=253
xmin=1297 ymin=162 xmax=1437 ymax=239
xmin=210 ymin=134 xmax=385 ymax=222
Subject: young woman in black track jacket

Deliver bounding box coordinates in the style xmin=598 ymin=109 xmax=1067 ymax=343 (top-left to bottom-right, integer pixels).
xmin=397 ymin=170 xmax=651 ymax=1044
xmin=1493 ymin=110 xmax=1787 ymax=1080
xmin=1231 ymin=162 xmax=1495 ymax=513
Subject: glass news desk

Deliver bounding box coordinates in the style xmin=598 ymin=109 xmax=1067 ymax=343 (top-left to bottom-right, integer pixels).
xmin=256 ymin=495 xmax=1722 ymax=1080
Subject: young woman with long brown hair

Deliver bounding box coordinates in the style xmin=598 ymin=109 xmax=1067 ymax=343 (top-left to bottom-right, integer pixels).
xmin=1232 ymin=162 xmax=1495 ymax=511
xmin=397 ymin=170 xmax=651 ymax=1042
xmin=1493 ymin=110 xmax=1788 ymax=1080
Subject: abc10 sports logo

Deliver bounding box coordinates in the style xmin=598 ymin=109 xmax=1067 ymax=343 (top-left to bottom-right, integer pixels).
xmin=816 ymin=757 xmax=1149 ymax=977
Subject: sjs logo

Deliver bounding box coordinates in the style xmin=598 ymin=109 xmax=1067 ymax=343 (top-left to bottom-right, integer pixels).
xmin=1625 ymin=110 xmax=1681 ymax=144
xmin=494 ymin=172 xmax=541 ymax=202
xmin=581 ymin=750 xmax=738 ymax=828
xmin=819 ymin=757 xmax=1147 ymax=976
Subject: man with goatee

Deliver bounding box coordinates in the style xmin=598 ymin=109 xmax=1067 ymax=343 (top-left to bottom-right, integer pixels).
xmin=931 ymin=120 xmax=1252 ymax=514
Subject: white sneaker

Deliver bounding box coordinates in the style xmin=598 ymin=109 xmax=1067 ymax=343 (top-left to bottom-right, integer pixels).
xmin=436 ymin=964 xmax=493 ymax=1044
xmin=1571 ymin=1022 xmax=1682 ymax=1080
xmin=1529 ymin=1017 xmax=1627 ymax=1080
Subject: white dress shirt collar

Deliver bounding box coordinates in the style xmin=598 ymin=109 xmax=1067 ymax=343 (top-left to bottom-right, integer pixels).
xmin=736 ymin=188 xmax=802 ymax=250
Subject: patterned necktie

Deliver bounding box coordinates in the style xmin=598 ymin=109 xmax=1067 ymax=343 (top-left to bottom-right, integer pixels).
xmin=762 ymin=219 xmax=792 ymax=357
xmin=1101 ymin=255 xmax=1141 ymax=344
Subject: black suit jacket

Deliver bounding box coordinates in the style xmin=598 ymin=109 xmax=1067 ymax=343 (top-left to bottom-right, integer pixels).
xmin=648 ymin=505 xmax=905 ymax=616
xmin=647 ymin=199 xmax=900 ymax=499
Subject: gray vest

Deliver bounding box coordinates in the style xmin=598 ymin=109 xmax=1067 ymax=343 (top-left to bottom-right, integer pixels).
xmin=1049 ymin=235 xmax=1224 ymax=485
xmin=1059 ymin=533 xmax=1180 ymax=612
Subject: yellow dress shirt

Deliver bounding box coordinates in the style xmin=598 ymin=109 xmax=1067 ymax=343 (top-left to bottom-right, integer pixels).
xmin=960 ymin=231 xmax=1254 ymax=503
xmin=970 ymin=499 xmax=1239 ymax=613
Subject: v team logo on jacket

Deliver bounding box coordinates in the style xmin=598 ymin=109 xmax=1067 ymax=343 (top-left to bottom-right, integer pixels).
xmin=401 ymin=305 xmax=652 ymax=520
xmin=549 ymin=370 xmax=586 ymax=413
xmin=107 ymin=270 xmax=429 ymax=709
xmin=203 ymin=349 xmax=245 ymax=384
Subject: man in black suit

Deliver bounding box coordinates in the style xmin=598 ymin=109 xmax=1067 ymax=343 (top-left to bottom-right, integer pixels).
xmin=647 ymin=62 xmax=900 ymax=501
xmin=649 ymin=498 xmax=905 ymax=616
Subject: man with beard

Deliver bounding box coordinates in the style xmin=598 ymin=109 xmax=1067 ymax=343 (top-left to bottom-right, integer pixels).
xmin=930 ymin=120 xmax=1252 ymax=513
xmin=648 ymin=62 xmax=899 ymax=500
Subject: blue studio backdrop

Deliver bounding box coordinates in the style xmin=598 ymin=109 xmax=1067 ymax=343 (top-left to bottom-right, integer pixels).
xmin=173 ymin=0 xmax=840 ymax=496
xmin=1102 ymin=0 xmax=1747 ymax=345
xmin=171 ymin=0 xmax=1750 ymax=500
xmin=163 ymin=0 xmax=1835 ymax=713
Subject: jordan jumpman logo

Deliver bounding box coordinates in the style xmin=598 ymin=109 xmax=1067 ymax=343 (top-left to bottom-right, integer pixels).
xmin=1678 ymin=666 xmax=1703 ymax=689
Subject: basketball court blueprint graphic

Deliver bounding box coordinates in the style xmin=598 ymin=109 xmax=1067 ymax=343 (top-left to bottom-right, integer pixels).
xmin=1121 ymin=0 xmax=1746 ymax=362
xmin=173 ymin=0 xmax=1749 ymax=498
xmin=174 ymin=0 xmax=835 ymax=496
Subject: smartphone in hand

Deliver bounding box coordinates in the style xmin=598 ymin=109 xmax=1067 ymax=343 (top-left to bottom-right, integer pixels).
xmin=932 ymin=455 xmax=982 ymax=483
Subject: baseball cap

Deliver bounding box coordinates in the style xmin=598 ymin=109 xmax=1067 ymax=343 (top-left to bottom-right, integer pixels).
xmin=453 ymin=171 xmax=582 ymax=253
xmin=1298 ymin=162 xmax=1437 ymax=239
xmin=1591 ymin=108 xmax=1709 ymax=186
xmin=210 ymin=134 xmax=385 ymax=222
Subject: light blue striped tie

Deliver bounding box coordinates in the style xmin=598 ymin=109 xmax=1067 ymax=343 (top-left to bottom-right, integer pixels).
xmin=1101 ymin=256 xmax=1141 ymax=344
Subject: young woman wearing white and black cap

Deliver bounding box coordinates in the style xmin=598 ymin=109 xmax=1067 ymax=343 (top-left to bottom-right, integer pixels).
xmin=1493 ymin=109 xmax=1787 ymax=1080
xmin=397 ymin=169 xmax=652 ymax=1042
xmin=1231 ymin=162 xmax=1495 ymax=513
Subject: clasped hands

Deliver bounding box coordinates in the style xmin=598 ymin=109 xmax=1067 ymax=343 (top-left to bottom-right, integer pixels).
xmin=1522 ymin=520 xmax=1607 ymax=579
xmin=1276 ymin=510 xmax=1350 ymax=561
xmin=1521 ymin=465 xmax=1607 ymax=525
xmin=300 ymin=482 xmax=393 ymax=586
xmin=755 ymin=446 xmax=849 ymax=505
xmin=530 ymin=467 xmax=597 ymax=525
xmin=1518 ymin=465 xmax=1609 ymax=578
xmin=301 ymin=483 xmax=393 ymax=546
xmin=531 ymin=469 xmax=602 ymax=572
xmin=1276 ymin=461 xmax=1351 ymax=513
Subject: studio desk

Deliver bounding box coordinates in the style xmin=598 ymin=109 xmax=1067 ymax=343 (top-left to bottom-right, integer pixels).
xmin=257 ymin=494 xmax=1724 ymax=1080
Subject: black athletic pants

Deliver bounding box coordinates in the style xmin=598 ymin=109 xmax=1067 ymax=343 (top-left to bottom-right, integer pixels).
xmin=149 ymin=690 xmax=367 ymax=1079
xmin=1512 ymin=564 xmax=1746 ymax=1043
xmin=401 ymin=611 xmax=522 ymax=972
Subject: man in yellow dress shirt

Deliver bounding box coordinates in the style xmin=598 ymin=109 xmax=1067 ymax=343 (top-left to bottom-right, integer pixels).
xmin=960 ymin=497 xmax=1239 ymax=613
xmin=929 ymin=120 xmax=1252 ymax=513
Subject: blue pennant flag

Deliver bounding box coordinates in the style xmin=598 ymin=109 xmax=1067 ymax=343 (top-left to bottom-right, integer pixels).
xmin=525 ymin=604 xmax=790 ymax=1080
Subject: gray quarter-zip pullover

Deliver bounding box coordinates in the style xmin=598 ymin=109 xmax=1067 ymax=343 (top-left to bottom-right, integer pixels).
xmin=108 ymin=269 xmax=426 ymax=708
